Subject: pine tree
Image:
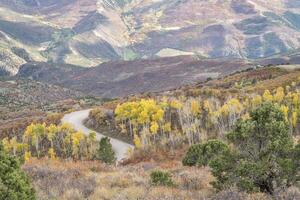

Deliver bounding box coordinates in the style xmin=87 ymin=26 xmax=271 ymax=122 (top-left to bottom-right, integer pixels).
xmin=0 ymin=143 xmax=36 ymax=200
xmin=97 ymin=137 xmax=116 ymax=164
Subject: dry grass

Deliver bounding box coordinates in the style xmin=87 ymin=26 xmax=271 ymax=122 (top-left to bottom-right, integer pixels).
xmin=23 ymin=157 xmax=216 ymax=200
xmin=247 ymin=69 xmax=300 ymax=93
xmin=210 ymin=188 xmax=272 ymax=200
xmin=122 ymin=146 xmax=188 ymax=165
xmin=23 ymin=157 xmax=300 ymax=200
xmin=23 ymin=159 xmax=104 ymax=200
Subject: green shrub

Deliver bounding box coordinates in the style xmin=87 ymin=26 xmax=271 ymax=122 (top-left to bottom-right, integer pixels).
xmin=0 ymin=143 xmax=36 ymax=200
xmin=150 ymin=170 xmax=174 ymax=187
xmin=96 ymin=137 xmax=116 ymax=164
xmin=182 ymin=143 xmax=202 ymax=166
xmin=182 ymin=140 xmax=229 ymax=166
xmin=183 ymin=103 xmax=300 ymax=195
xmin=214 ymin=103 xmax=298 ymax=194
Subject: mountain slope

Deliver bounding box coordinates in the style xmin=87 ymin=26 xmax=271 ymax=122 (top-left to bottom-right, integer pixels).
xmin=17 ymin=57 xmax=252 ymax=98
xmin=1 ymin=0 xmax=300 ymax=75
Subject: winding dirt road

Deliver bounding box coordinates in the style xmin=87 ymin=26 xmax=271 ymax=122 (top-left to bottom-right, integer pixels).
xmin=62 ymin=109 xmax=134 ymax=161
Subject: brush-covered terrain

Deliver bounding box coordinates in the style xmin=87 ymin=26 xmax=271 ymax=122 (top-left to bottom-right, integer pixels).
xmin=1 ymin=1 xmax=300 ymax=199
xmin=0 ymin=76 xmax=101 ymax=144
xmin=1 ymin=64 xmax=300 ymax=200
xmin=1 ymin=0 xmax=300 ymax=75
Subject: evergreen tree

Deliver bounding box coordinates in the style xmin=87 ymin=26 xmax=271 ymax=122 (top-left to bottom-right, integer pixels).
xmin=183 ymin=103 xmax=300 ymax=194
xmin=97 ymin=137 xmax=116 ymax=164
xmin=0 ymin=143 xmax=35 ymax=200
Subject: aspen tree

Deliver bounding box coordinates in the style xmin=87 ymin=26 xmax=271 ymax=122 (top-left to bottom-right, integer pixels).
xmin=274 ymin=87 xmax=284 ymax=103
xmin=263 ymin=90 xmax=273 ymax=102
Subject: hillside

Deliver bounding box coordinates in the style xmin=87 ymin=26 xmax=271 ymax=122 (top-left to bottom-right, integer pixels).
xmin=1 ymin=0 xmax=300 ymax=74
xmin=17 ymin=57 xmax=252 ymax=98
xmin=1 ymin=2 xmax=300 ymax=199
xmin=0 ymin=77 xmax=100 ymax=140
xmin=5 ymin=65 xmax=299 ymax=200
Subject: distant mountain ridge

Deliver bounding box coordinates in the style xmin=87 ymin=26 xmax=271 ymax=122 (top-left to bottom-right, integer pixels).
xmin=17 ymin=56 xmax=252 ymax=98
xmin=0 ymin=0 xmax=300 ymax=75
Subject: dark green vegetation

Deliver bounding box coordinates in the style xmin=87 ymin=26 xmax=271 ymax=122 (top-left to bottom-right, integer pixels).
xmin=97 ymin=137 xmax=116 ymax=164
xmin=183 ymin=103 xmax=300 ymax=194
xmin=0 ymin=143 xmax=35 ymax=200
xmin=182 ymin=140 xmax=230 ymax=167
xmin=150 ymin=170 xmax=174 ymax=187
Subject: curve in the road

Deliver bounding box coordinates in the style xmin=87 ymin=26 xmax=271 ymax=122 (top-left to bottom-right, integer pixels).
xmin=62 ymin=109 xmax=134 ymax=161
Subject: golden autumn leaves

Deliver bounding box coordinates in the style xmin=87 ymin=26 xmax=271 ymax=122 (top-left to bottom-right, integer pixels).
xmin=115 ymin=85 xmax=300 ymax=149
xmin=3 ymin=123 xmax=97 ymax=161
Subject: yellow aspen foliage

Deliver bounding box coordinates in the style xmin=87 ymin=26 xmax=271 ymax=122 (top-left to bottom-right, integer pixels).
xmin=292 ymin=82 xmax=297 ymax=87
xmin=292 ymin=93 xmax=299 ymax=107
xmin=17 ymin=143 xmax=25 ymax=153
xmin=25 ymin=123 xmax=35 ymax=133
xmin=2 ymin=138 xmax=10 ymax=152
xmin=274 ymin=87 xmax=284 ymax=103
xmin=71 ymin=131 xmax=85 ymax=159
xmin=138 ymin=110 xmax=150 ymax=124
xmin=163 ymin=122 xmax=172 ymax=132
xmin=114 ymin=104 xmax=123 ymax=118
xmin=170 ymin=99 xmax=183 ymax=109
xmin=150 ymin=121 xmax=159 ymax=134
xmin=47 ymin=124 xmax=59 ymax=134
xmin=286 ymin=92 xmax=293 ymax=102
xmin=24 ymin=151 xmax=31 ymax=162
xmin=191 ymin=100 xmax=201 ymax=116
xmin=152 ymin=108 xmax=164 ymax=121
xmin=242 ymin=113 xmax=250 ymax=120
xmin=263 ymin=90 xmax=273 ymax=102
xmin=286 ymin=85 xmax=291 ymax=92
xmin=227 ymin=98 xmax=243 ymax=114
xmin=220 ymin=104 xmax=229 ymax=116
xmin=47 ymin=124 xmax=58 ymax=144
xmin=24 ymin=123 xmax=35 ymax=139
xmin=203 ymin=100 xmax=212 ymax=113
xmin=280 ymin=105 xmax=289 ymax=121
xmin=48 ymin=148 xmax=56 ymax=160
xmin=133 ymin=134 xmax=142 ymax=148
xmin=252 ymin=95 xmax=262 ymax=107
xmin=60 ymin=123 xmax=74 ymax=133
xmin=292 ymin=111 xmax=297 ymax=128
xmin=72 ymin=131 xmax=84 ymax=147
